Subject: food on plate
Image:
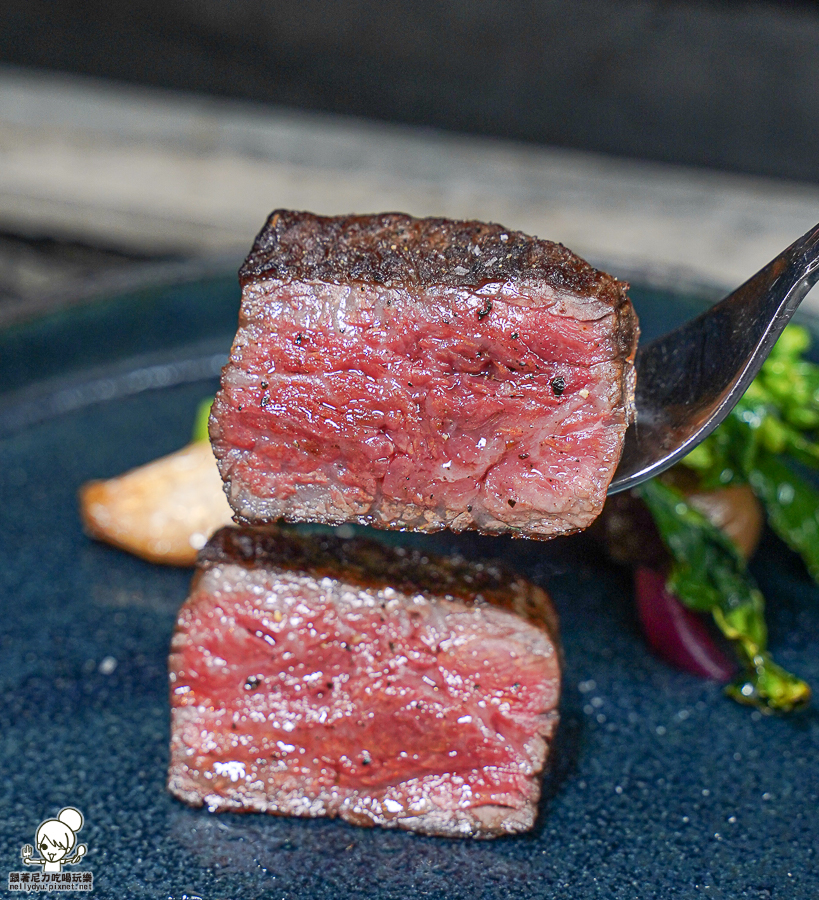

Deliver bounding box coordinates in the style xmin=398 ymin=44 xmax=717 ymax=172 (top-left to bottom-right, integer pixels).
xmin=634 ymin=566 xmax=736 ymax=682
xmin=600 ymin=325 xmax=819 ymax=712
xmin=637 ymin=479 xmax=810 ymax=711
xmin=600 ymin=475 xmax=764 ymax=569
xmin=167 ymin=525 xmax=561 ymax=837
xmin=678 ymin=324 xmax=819 ymax=580
xmin=77 ymin=205 xmax=817 ymax=716
xmin=79 ymin=439 xmax=233 ymax=566
xmin=210 ymin=210 xmax=638 ymax=539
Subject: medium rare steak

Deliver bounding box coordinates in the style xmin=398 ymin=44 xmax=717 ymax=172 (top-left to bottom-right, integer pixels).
xmin=168 ymin=526 xmax=561 ymax=838
xmin=210 ymin=210 xmax=638 ymax=538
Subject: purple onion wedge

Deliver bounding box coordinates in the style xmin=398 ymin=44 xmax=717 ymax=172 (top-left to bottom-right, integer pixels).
xmin=635 ymin=566 xmax=737 ymax=682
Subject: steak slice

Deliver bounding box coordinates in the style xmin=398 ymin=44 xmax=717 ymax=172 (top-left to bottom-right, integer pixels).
xmin=167 ymin=526 xmax=561 ymax=838
xmin=210 ymin=210 xmax=638 ymax=539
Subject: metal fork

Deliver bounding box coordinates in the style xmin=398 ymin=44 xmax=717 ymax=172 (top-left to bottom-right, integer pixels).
xmin=609 ymin=221 xmax=819 ymax=493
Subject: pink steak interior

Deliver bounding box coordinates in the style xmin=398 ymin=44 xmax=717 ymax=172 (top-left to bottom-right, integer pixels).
xmin=212 ymin=278 xmax=633 ymax=536
xmin=169 ymin=562 xmax=560 ymax=835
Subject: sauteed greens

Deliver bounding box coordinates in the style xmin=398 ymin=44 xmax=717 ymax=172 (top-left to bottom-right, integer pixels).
xmin=639 ymin=324 xmax=819 ymax=712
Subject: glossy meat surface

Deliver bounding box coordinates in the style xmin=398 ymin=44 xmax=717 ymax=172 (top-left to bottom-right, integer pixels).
xmin=211 ymin=211 xmax=638 ymax=537
xmin=168 ymin=526 xmax=561 ymax=837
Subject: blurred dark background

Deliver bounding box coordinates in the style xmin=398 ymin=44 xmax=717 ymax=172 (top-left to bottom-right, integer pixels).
xmin=2 ymin=0 xmax=818 ymax=183
xmin=3 ymin=0 xmax=819 ymax=320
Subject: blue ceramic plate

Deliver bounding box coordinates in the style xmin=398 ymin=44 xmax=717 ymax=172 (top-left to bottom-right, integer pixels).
xmin=1 ymin=269 xmax=818 ymax=900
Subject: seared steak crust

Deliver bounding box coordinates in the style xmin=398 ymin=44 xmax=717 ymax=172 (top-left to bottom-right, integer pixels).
xmin=242 ymin=210 xmax=632 ymax=322
xmin=169 ymin=526 xmax=561 ymax=838
xmin=199 ymin=525 xmax=559 ymax=636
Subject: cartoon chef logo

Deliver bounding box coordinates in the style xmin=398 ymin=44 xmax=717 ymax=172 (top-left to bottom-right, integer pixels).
xmin=7 ymin=806 xmax=93 ymax=892
xmin=22 ymin=807 xmax=87 ymax=873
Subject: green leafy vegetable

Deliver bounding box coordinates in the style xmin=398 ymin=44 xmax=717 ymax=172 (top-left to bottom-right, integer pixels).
xmin=681 ymin=323 xmax=819 ymax=582
xmin=640 ymin=323 xmax=819 ymax=711
xmin=747 ymin=451 xmax=819 ymax=583
xmin=638 ymin=479 xmax=810 ymax=713
xmin=192 ymin=397 xmax=214 ymax=444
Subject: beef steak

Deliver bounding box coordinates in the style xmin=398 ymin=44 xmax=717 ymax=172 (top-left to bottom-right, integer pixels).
xmin=168 ymin=526 xmax=561 ymax=838
xmin=210 ymin=211 xmax=638 ymax=538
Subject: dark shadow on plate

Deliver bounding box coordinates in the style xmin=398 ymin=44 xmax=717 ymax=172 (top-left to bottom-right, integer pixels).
xmin=531 ymin=688 xmax=584 ymax=839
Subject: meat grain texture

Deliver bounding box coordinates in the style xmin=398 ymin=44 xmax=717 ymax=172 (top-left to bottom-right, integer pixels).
xmin=210 ymin=211 xmax=638 ymax=538
xmin=168 ymin=526 xmax=561 ymax=837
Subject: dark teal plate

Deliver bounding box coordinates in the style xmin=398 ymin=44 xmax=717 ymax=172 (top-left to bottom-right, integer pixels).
xmin=1 ymin=269 xmax=818 ymax=900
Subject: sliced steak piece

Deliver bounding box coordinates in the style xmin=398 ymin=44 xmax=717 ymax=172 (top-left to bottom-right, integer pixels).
xmin=168 ymin=526 xmax=561 ymax=838
xmin=210 ymin=210 xmax=638 ymax=539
